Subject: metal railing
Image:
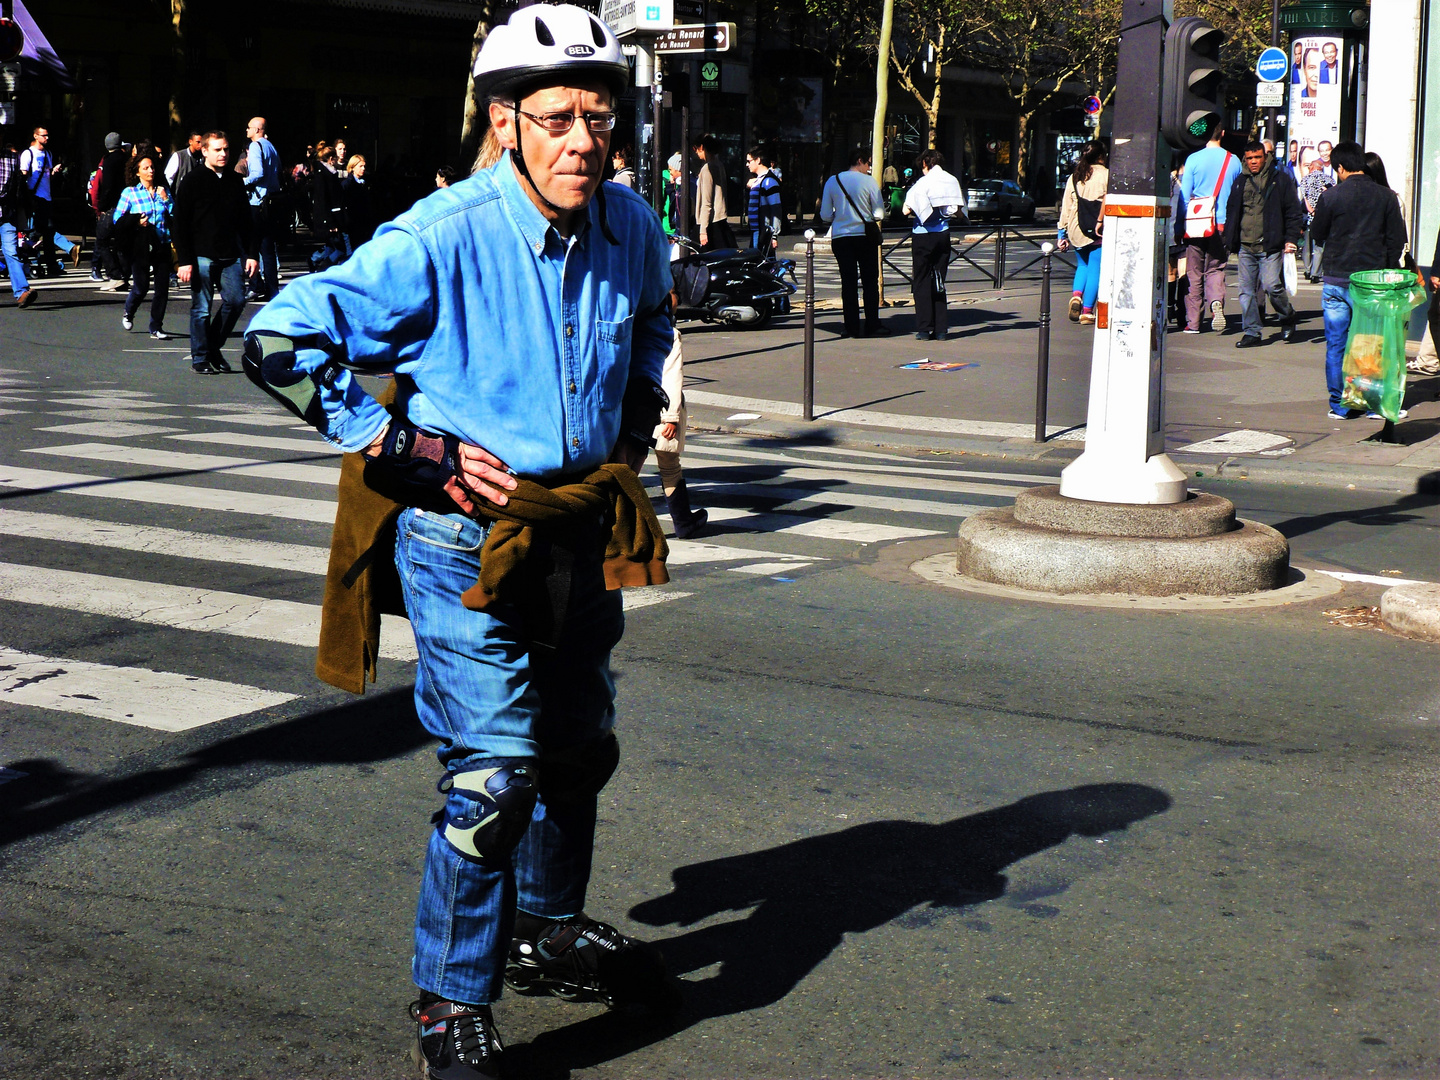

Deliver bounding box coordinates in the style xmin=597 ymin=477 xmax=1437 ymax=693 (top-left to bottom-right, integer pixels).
xmin=877 ymin=223 xmax=1075 ymax=289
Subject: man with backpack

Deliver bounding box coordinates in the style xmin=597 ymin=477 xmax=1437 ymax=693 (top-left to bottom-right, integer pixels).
xmin=1177 ymin=121 xmax=1243 ymax=333
xmin=0 ymin=141 xmax=37 ymax=307
xmin=19 ymin=127 xmax=62 ymax=276
xmin=92 ymin=132 xmax=131 ymax=289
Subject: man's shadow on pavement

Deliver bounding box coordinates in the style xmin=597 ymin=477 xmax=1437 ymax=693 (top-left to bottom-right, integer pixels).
xmin=511 ymin=781 xmax=1171 ymax=1077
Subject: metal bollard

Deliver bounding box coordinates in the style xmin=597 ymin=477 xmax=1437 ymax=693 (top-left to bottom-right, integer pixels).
xmin=995 ymin=226 xmax=1008 ymax=289
xmin=803 ymin=229 xmax=816 ymax=421
xmin=1034 ymin=242 xmax=1053 ymax=443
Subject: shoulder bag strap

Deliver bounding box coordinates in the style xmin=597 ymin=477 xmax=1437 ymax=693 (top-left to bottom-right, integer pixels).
xmin=1210 ymin=152 xmax=1232 ymax=202
xmin=835 ymin=172 xmax=868 ymax=219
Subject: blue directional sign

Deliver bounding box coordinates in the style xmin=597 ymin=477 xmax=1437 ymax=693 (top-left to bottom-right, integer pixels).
xmin=1256 ymin=47 xmax=1289 ymax=82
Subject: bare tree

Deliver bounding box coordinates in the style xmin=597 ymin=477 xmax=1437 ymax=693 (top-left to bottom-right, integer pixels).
xmin=968 ymin=0 xmax=1119 ymax=186
xmin=888 ymin=0 xmax=990 ymax=148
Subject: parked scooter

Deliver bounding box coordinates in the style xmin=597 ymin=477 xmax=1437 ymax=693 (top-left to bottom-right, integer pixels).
xmin=669 ymin=236 xmax=796 ymax=329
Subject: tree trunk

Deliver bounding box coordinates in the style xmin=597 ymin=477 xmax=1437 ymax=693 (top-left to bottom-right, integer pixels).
xmin=168 ymin=0 xmax=186 ymax=153
xmin=1015 ymin=112 xmax=1028 ymax=187
xmin=871 ymin=0 xmax=894 ymax=178
xmin=927 ymin=36 xmax=944 ymax=149
xmin=459 ymin=11 xmax=494 ymax=167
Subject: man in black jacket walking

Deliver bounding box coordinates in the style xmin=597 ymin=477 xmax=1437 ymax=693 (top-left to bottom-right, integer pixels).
xmin=1226 ymin=140 xmax=1304 ymax=347
xmin=172 ymin=131 xmax=257 ymax=375
xmin=1310 ymin=141 xmax=1409 ymax=418
xmin=95 ymin=132 xmax=131 ymax=288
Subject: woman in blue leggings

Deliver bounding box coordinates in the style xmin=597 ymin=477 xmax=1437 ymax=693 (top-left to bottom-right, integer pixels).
xmin=1057 ymin=140 xmax=1109 ymax=324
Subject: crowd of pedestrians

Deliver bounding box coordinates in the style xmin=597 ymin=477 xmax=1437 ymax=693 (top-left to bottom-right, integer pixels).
xmin=0 ymin=119 xmax=407 ymax=376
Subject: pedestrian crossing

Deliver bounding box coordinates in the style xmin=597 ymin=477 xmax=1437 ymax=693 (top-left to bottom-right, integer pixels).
xmin=0 ymin=367 xmax=1056 ymax=735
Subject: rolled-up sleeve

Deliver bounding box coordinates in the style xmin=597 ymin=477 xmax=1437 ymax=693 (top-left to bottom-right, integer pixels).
xmin=628 ymin=213 xmax=674 ymax=394
xmin=246 ymin=223 xmax=438 ymax=451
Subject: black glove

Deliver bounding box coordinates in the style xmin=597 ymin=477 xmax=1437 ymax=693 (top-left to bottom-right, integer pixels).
xmin=620 ymin=380 xmax=669 ymax=449
xmin=362 ymin=421 xmax=465 ymax=506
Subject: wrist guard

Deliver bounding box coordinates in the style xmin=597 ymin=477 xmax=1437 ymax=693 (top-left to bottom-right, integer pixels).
xmin=620 ymin=380 xmax=670 ymax=448
xmin=363 ymin=422 xmax=464 ymax=503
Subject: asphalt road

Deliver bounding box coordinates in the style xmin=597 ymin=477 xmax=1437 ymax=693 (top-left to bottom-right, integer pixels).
xmin=1 ymin=284 xmax=1438 ymax=1079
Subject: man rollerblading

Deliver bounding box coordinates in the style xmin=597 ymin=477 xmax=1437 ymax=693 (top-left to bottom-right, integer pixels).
xmin=245 ymin=6 xmax=679 ymax=1076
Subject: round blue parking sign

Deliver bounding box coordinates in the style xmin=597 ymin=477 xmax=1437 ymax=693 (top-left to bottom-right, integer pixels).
xmin=1256 ymin=46 xmax=1289 ymax=82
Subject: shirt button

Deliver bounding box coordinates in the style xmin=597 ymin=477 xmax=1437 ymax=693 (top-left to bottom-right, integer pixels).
xmin=565 ymin=325 xmax=575 ymax=338
xmin=572 ymin=437 xmax=580 ymax=448
xmin=569 ymin=381 xmax=577 ymax=393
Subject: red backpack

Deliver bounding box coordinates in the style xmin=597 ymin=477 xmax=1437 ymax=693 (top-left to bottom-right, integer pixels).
xmin=87 ymin=159 xmax=104 ymax=213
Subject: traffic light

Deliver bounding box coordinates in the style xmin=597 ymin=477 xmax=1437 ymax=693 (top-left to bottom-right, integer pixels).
xmin=1161 ymin=16 xmax=1225 ymax=150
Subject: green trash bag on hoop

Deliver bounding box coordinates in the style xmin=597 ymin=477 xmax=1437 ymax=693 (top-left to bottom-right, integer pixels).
xmin=1339 ymin=269 xmax=1428 ymax=422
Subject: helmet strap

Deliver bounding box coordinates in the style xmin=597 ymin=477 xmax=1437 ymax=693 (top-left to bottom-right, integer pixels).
xmin=511 ymin=107 xmax=567 ymax=219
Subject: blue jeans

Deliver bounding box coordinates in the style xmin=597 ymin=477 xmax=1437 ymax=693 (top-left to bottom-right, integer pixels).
xmin=189 ymin=256 xmax=246 ymax=365
xmin=1 ymin=223 xmax=29 ymax=296
xmin=395 ymin=507 xmax=624 ymax=1003
xmin=1322 ymin=282 xmax=1353 ymax=411
xmin=1237 ymin=248 xmax=1294 ymax=338
xmin=1072 ymin=244 xmax=1102 ymax=311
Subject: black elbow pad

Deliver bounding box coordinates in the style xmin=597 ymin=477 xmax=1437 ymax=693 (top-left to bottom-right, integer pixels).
xmin=241 ymin=330 xmax=338 ymax=429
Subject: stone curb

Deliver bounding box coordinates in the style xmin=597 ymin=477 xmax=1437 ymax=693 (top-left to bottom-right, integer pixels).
xmin=686 ymin=410 xmax=1440 ymax=495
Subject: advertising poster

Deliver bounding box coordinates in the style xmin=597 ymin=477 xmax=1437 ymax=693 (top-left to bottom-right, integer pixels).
xmin=1285 ymin=35 xmax=1343 ymax=181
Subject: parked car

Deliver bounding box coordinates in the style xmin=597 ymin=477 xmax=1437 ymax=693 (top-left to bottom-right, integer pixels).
xmin=965 ymin=179 xmax=1036 ymax=222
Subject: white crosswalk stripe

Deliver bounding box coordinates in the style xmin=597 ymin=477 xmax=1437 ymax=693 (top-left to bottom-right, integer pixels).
xmin=0 ymin=562 xmax=418 ymax=660
xmin=0 ymin=647 xmax=296 ymax=732
xmin=0 ymin=377 xmax=1058 ymax=734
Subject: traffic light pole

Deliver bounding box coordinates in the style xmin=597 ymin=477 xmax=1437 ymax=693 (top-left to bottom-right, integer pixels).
xmin=634 ymin=41 xmax=656 ymax=205
xmin=1058 ymin=0 xmax=1188 ymax=505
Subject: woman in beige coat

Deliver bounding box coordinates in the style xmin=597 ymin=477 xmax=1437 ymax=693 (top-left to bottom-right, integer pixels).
xmin=654 ymin=327 xmax=708 ymax=538
xmin=1057 ymin=140 xmax=1109 ymax=324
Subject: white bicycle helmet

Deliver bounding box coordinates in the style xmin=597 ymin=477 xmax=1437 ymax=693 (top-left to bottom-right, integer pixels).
xmin=472 ymin=4 xmax=629 ymax=103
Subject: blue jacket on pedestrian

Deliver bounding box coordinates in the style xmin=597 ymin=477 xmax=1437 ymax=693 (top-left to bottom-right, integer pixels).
xmin=1179 ymin=144 xmax=1243 ymax=228
xmin=248 ymin=152 xmax=673 ymax=477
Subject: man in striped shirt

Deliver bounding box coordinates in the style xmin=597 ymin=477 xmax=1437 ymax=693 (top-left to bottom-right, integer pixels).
xmin=745 ymin=146 xmax=782 ymax=251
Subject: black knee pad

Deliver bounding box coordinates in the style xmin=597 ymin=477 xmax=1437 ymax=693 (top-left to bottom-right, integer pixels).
xmin=435 ymin=763 xmax=538 ymax=864
xmin=538 ymin=734 xmax=619 ymax=808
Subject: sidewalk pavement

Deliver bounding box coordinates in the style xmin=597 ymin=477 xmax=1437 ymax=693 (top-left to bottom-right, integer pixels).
xmin=680 ymin=265 xmax=1440 ymax=495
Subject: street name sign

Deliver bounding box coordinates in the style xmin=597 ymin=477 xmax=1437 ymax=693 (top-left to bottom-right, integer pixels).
xmin=1256 ymin=46 xmax=1289 ymax=82
xmin=654 ymin=23 xmax=735 ymax=53
xmin=600 ymin=0 xmax=674 ymax=37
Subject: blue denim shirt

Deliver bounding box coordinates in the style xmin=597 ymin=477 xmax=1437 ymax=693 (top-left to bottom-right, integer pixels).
xmin=249 ymin=152 xmax=673 ymax=478
xmin=245 ymin=137 xmax=281 ymax=206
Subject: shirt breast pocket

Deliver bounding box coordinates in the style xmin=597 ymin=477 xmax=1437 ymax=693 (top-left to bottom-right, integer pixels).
xmin=595 ymin=315 xmax=634 ymax=406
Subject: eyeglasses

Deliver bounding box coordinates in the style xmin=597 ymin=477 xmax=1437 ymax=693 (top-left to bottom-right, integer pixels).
xmin=515 ymin=109 xmax=617 ymax=134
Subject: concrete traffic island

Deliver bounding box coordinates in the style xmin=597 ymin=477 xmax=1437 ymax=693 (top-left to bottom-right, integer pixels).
xmin=955 ymin=485 xmax=1291 ymax=597
xmin=1380 ymin=583 xmax=1440 ymax=640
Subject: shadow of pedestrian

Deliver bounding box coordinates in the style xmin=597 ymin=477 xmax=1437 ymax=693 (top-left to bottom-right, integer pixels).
xmin=510 ymin=781 xmax=1171 ymax=1077
xmin=0 ymin=686 xmax=427 ymax=851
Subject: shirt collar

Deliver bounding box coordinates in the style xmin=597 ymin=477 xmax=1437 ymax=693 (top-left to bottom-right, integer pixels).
xmin=496 ymin=149 xmax=593 ymax=254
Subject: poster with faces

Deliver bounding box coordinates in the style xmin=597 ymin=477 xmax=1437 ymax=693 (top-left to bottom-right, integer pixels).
xmin=1286 ymin=36 xmax=1343 ymax=179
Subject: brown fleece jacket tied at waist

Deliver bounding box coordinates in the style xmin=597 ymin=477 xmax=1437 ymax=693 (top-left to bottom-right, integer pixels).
xmin=317 ymin=442 xmax=669 ymax=695
xmin=459 ymin=463 xmax=669 ymax=610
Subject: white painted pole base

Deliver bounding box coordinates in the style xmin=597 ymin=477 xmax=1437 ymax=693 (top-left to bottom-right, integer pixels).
xmin=1059 ymin=446 xmax=1187 ymax=504
xmin=1059 ymin=193 xmax=1186 ymax=506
